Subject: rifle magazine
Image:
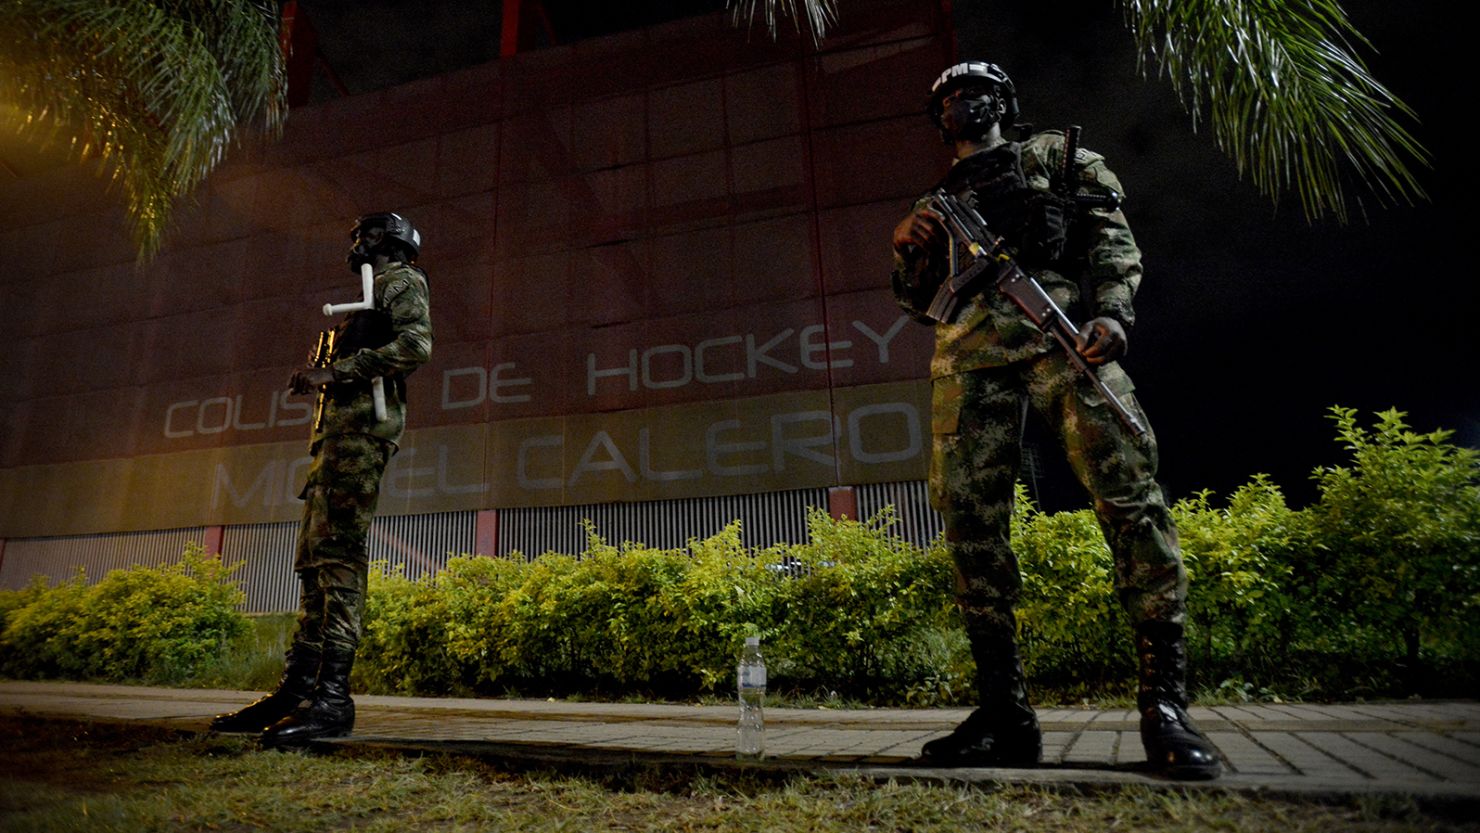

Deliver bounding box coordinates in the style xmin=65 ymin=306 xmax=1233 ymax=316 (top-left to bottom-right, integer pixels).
xmin=925 ymin=287 xmax=957 ymax=324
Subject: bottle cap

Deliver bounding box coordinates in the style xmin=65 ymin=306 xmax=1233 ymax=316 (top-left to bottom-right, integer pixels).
xmin=745 ymin=636 xmax=760 ymax=646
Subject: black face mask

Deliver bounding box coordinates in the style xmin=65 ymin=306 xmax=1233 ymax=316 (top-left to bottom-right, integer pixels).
xmin=346 ymin=227 xmax=384 ymax=273
xmin=939 ymin=91 xmax=1001 ymax=143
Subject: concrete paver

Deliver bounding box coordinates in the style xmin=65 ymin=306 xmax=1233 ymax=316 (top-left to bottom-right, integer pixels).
xmin=1260 ymin=732 xmax=1364 ymax=780
xmin=1358 ymin=733 xmax=1480 ymax=781
xmin=1399 ymin=732 xmax=1480 ymax=770
xmin=1 ymin=681 xmax=1477 ymax=805
xmin=1204 ymin=731 xmax=1290 ymax=776
xmin=1039 ymin=731 xmax=1073 ymax=765
xmin=1299 ymin=731 xmax=1437 ymax=782
xmin=1062 ymin=730 xmax=1117 ymax=764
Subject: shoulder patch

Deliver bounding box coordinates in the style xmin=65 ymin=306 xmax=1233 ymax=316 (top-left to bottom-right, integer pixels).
xmin=381 ymin=276 xmax=415 ymax=306
xmin=383 ymin=264 xmax=425 ymax=287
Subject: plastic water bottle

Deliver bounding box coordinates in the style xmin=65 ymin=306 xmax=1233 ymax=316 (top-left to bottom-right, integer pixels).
xmin=736 ymin=636 xmax=766 ymax=759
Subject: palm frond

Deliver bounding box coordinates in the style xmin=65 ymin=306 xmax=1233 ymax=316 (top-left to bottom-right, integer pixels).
xmin=728 ymin=0 xmax=837 ymax=45
xmin=0 ymin=0 xmax=285 ymax=259
xmin=1119 ymin=0 xmax=1429 ymax=222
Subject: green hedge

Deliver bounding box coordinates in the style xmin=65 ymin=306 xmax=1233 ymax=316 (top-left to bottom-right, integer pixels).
xmin=1 ymin=407 xmax=1475 ymax=704
xmin=0 ymin=544 xmax=248 ymax=684
xmin=355 ymin=406 xmax=1478 ymax=703
xmin=356 ymin=512 xmax=966 ymax=703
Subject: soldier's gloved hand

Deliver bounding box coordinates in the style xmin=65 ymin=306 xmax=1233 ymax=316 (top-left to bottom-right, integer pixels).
xmin=892 ymin=208 xmax=946 ymax=256
xmin=289 ymin=367 xmax=335 ymax=395
xmin=1076 ymin=317 xmax=1127 ymax=365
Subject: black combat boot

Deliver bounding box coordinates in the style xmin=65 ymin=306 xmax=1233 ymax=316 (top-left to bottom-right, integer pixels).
xmin=1137 ymin=621 xmax=1222 ymax=780
xmin=263 ymin=649 xmax=356 ymax=747
xmin=210 ymin=646 xmax=321 ymax=733
xmin=918 ymin=636 xmax=1040 ymax=767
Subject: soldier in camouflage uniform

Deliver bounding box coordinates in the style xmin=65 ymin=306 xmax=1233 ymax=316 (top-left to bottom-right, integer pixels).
xmin=212 ymin=212 xmax=433 ymax=746
xmin=892 ymin=62 xmax=1220 ymax=779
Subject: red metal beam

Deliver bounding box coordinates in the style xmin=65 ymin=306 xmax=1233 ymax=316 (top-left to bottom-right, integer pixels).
xmin=501 ymin=0 xmax=523 ymax=57
xmin=475 ymin=509 xmax=499 ymax=557
xmin=827 ymin=486 xmax=859 ymax=522
xmin=280 ymin=1 xmax=322 ymax=106
xmin=202 ymin=525 xmax=225 ymax=556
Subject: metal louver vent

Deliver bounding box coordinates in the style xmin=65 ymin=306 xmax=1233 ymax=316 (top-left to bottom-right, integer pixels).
xmin=0 ymin=527 xmax=207 ymax=590
xmin=222 ymin=512 xmax=476 ymax=613
xmin=495 ymin=489 xmax=829 ymax=559
xmin=855 ymin=480 xmax=943 ymax=548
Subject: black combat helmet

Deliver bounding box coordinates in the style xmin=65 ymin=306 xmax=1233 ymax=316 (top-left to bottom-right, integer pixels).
xmin=928 ymin=61 xmax=1019 ymax=138
xmin=348 ymin=211 xmax=422 ymax=272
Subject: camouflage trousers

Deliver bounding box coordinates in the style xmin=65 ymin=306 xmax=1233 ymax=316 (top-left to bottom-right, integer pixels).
xmin=292 ymin=433 xmax=393 ymax=655
xmin=929 ymin=352 xmax=1186 ymax=648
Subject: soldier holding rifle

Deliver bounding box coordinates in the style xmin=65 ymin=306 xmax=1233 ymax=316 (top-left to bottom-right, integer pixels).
xmin=891 ymin=61 xmax=1219 ymax=780
xmin=212 ymin=212 xmax=433 ymax=746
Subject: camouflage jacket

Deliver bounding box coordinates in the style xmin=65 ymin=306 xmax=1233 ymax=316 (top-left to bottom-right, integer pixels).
xmin=891 ymin=130 xmax=1142 ymax=378
xmin=314 ymin=262 xmax=434 ymax=448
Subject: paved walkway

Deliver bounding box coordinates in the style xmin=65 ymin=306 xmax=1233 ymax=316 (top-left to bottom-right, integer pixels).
xmin=3 ymin=681 xmax=1478 ymax=804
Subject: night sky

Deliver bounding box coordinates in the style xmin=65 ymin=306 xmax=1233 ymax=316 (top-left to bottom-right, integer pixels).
xmin=304 ymin=0 xmax=1471 ymax=510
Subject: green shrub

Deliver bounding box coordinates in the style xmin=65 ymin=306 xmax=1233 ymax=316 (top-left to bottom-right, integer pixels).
xmin=0 ymin=577 xmax=47 ymax=633
xmin=488 ymin=530 xmax=738 ymax=694
xmin=1175 ymin=475 xmax=1304 ymax=686
xmin=769 ymin=508 xmax=961 ymax=703
xmin=1011 ymin=486 xmax=1132 ymax=695
xmin=1167 ymin=407 xmax=1479 ymax=700
xmin=351 ymin=404 xmax=1480 ymax=704
xmin=359 ymin=563 xmax=456 ymax=695
xmin=7 ymin=405 xmax=1474 ymax=705
xmin=197 ymin=612 xmax=297 ymax=690
xmin=356 ymin=513 xmax=964 ymax=703
xmin=0 ymin=543 xmax=248 ymax=684
xmin=0 ymin=573 xmax=90 ymax=678
xmin=356 ymin=524 xmax=786 ymax=699
xmin=528 ymin=529 xmax=706 ymax=691
xmin=1303 ymin=407 xmax=1480 ymax=686
xmin=657 ymin=522 xmax=782 ymax=691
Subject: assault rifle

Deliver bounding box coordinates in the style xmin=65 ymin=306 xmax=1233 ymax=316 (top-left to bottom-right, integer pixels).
xmin=922 ymin=188 xmax=1146 ymax=437
xmin=309 ymin=328 xmax=337 ymax=435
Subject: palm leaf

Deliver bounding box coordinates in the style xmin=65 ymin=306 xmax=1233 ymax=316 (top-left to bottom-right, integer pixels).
xmin=728 ymin=0 xmax=837 ymax=44
xmin=0 ymin=0 xmax=285 ymax=259
xmin=1120 ymin=0 xmax=1428 ymax=222
xmin=734 ymin=0 xmax=1429 ymax=223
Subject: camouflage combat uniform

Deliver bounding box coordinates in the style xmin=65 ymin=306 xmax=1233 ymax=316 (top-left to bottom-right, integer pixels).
xmin=295 ymin=262 xmax=433 ymax=655
xmin=891 ymin=132 xmax=1186 ymax=651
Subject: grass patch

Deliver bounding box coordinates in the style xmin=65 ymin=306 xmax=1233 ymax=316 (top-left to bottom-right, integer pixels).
xmin=192 ymin=612 xmax=297 ymax=691
xmin=0 ymin=717 xmax=1465 ymax=833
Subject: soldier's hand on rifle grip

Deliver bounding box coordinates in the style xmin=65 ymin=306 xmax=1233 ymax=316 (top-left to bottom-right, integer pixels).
xmin=1076 ymin=317 xmax=1127 ymax=365
xmin=289 ymin=367 xmax=335 ymax=395
xmin=893 ymin=207 xmax=947 ymax=256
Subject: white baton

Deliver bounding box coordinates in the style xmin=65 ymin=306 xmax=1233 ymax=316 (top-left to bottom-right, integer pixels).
xmin=322 ymin=263 xmax=387 ymax=422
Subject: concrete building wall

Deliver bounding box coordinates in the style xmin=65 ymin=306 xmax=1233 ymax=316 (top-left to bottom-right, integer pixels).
xmin=0 ymin=0 xmax=955 ymax=596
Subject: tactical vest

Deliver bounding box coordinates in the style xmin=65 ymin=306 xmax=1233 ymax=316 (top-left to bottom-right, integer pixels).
xmin=328 ymin=309 xmax=407 ymax=404
xmin=936 ymin=140 xmax=1070 ymax=271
